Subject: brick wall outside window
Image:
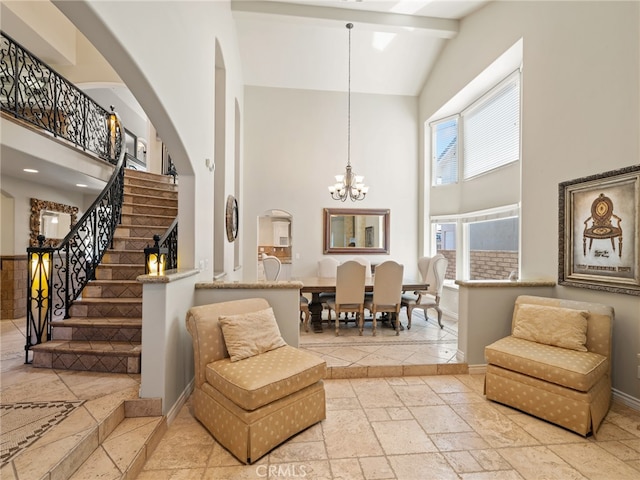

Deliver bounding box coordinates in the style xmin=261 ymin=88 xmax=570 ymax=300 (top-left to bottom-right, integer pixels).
xmin=438 ymin=250 xmax=518 ymax=281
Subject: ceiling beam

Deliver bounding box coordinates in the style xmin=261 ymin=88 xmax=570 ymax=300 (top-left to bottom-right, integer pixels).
xmin=231 ymin=1 xmax=459 ymax=38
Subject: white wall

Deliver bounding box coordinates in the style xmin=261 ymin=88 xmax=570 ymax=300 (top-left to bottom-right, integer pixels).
xmin=1 ymin=176 xmax=87 ymax=253
xmin=54 ymin=0 xmax=245 ymax=282
xmin=420 ymin=0 xmax=640 ymax=399
xmin=243 ymin=86 xmax=419 ymax=280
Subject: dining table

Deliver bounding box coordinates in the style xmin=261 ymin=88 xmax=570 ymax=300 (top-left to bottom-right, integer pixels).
xmin=299 ymin=276 xmax=429 ymax=333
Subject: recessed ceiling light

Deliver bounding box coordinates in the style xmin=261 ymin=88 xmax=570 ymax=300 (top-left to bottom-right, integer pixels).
xmin=23 ymin=168 xmax=38 ymax=173
xmin=76 ymin=184 xmax=87 ymax=188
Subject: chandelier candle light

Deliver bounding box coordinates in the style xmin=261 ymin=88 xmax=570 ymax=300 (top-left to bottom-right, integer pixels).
xmin=329 ymin=23 xmax=369 ymax=202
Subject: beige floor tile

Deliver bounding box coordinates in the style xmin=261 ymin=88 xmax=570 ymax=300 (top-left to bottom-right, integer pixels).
xmin=323 ymin=409 xmax=384 ymax=459
xmin=596 ymin=440 xmax=640 ymax=461
xmin=452 ymin=403 xmax=539 ymax=448
xmin=135 ymin=468 xmax=205 ymax=480
xmin=497 ymin=445 xmax=586 ymax=480
xmin=509 ymin=412 xmax=589 ymax=445
xmin=372 ymin=419 xmax=437 ymax=455
xmin=68 ymin=446 xmax=120 ymax=480
xmin=358 ymin=456 xmax=394 ymax=479
xmin=103 ymin=417 xmax=161 ymax=471
xmin=442 ymin=450 xmax=483 ymax=473
xmin=268 ymin=440 xmax=328 ymax=463
xmin=468 ymin=448 xmax=514 ymax=471
xmin=331 ymin=458 xmax=366 ymax=480
xmin=409 ymin=405 xmax=473 ymax=434
xmin=549 ymin=442 xmax=640 ymax=479
xmin=327 ymin=396 xmax=362 ymax=411
xmin=351 ymin=379 xmax=402 ymax=409
xmin=430 ymin=432 xmax=491 ymax=452
xmin=459 ymin=470 xmax=525 ymax=480
xmin=421 ymin=375 xmax=472 ymax=393
xmin=391 ymin=384 xmax=444 ymax=406
xmin=387 ymin=452 xmax=459 ymax=480
xmin=324 ymin=378 xmax=357 ymax=398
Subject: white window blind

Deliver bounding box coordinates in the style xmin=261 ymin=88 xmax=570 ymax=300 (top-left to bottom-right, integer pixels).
xmin=431 ymin=116 xmax=458 ymax=185
xmin=463 ymin=71 xmax=520 ymax=180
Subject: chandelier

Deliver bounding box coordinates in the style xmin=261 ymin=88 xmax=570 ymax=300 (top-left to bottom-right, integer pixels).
xmin=329 ymin=23 xmax=369 ymax=202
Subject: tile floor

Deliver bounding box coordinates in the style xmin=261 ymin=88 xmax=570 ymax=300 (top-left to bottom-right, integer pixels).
xmin=299 ymin=310 xmax=460 ymax=369
xmin=3 ymin=313 xmax=640 ymax=480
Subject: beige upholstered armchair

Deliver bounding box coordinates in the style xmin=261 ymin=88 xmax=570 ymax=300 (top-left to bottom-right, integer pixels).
xmin=485 ymin=295 xmax=613 ymax=437
xmin=186 ymin=298 xmax=326 ymax=464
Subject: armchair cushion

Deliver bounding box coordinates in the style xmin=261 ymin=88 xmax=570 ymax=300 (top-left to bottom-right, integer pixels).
xmin=219 ymin=307 xmax=286 ymax=362
xmin=206 ymin=344 xmax=326 ymax=411
xmin=512 ymin=304 xmax=589 ymax=352
xmin=485 ymin=336 xmax=608 ymax=392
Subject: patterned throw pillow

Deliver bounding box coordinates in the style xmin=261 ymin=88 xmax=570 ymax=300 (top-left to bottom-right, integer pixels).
xmin=512 ymin=303 xmax=589 ymax=352
xmin=218 ymin=307 xmax=287 ymax=362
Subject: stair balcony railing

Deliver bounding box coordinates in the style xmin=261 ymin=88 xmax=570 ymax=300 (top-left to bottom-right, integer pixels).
xmin=1 ymin=31 xmax=118 ymax=165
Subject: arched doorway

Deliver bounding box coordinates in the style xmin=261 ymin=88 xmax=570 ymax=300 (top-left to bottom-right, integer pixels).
xmin=257 ymin=210 xmax=292 ymax=280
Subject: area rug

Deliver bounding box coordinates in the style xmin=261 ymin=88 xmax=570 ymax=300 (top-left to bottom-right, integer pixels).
xmin=1 ymin=400 xmax=85 ymax=467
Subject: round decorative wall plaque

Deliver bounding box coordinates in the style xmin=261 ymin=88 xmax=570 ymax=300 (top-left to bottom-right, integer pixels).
xmin=225 ymin=195 xmax=238 ymax=242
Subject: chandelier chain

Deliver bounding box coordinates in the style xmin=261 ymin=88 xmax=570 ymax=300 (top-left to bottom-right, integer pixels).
xmin=347 ymin=22 xmax=352 ymax=168
xmin=328 ymin=22 xmax=368 ymax=202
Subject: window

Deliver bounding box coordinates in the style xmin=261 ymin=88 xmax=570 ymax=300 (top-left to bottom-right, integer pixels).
xmin=463 ymin=72 xmax=520 ymax=179
xmin=468 ymin=217 xmax=519 ymax=280
xmin=431 ymin=117 xmax=458 ymax=185
xmin=434 ymin=222 xmax=456 ymax=281
xmin=432 ymin=205 xmax=519 ymax=281
xmin=430 ymin=70 xmax=520 ymax=183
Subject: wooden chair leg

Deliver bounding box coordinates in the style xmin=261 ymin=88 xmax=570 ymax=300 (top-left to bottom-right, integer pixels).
xmin=371 ymin=307 xmax=377 ymax=336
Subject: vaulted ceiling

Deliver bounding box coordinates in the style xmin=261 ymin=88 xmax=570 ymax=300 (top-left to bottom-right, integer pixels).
xmin=232 ymin=0 xmax=489 ymax=96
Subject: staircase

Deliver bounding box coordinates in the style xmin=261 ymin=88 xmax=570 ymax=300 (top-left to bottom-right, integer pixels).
xmin=31 ymin=168 xmax=178 ymax=373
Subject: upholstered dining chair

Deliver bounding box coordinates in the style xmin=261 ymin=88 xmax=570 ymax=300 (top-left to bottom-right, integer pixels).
xmin=401 ymin=254 xmax=448 ymax=329
xmin=262 ymin=255 xmax=281 ymax=281
xmin=317 ymin=257 xmax=340 ymax=321
xmin=352 ymin=256 xmax=373 ymax=279
xmin=326 ymin=260 xmax=366 ymax=336
xmin=364 ymin=260 xmax=404 ymax=336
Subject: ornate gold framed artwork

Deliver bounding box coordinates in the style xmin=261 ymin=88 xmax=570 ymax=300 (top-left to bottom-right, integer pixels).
xmin=559 ymin=165 xmax=640 ymax=296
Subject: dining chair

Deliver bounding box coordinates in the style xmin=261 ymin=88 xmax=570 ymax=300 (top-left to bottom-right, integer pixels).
xmin=401 ymin=254 xmax=448 ymax=329
xmin=326 ymin=260 xmax=366 ymax=336
xmin=264 ymin=254 xmax=311 ymax=330
xmin=317 ymin=257 xmax=340 ymax=320
xmin=364 ymin=260 xmax=404 ymax=336
xmin=262 ymin=254 xmax=281 ymax=281
xmin=352 ymin=256 xmax=373 ymax=279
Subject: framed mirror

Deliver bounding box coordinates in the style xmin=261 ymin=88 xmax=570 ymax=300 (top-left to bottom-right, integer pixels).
xmin=323 ymin=208 xmax=390 ymax=254
xmin=30 ymin=198 xmax=78 ymax=247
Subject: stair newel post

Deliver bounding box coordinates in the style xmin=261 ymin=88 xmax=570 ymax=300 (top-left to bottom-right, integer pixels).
xmin=25 ymin=235 xmax=54 ymax=363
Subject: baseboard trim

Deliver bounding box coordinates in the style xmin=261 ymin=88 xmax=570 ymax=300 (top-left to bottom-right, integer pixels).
xmin=166 ymin=379 xmax=195 ymax=425
xmin=468 ymin=364 xmax=487 ymax=375
xmin=612 ymin=388 xmax=640 ymax=412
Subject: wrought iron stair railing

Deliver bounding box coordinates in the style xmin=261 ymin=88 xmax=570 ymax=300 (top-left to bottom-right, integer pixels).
xmin=160 ymin=217 xmax=178 ymax=271
xmin=1 ymin=31 xmax=119 ymax=164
